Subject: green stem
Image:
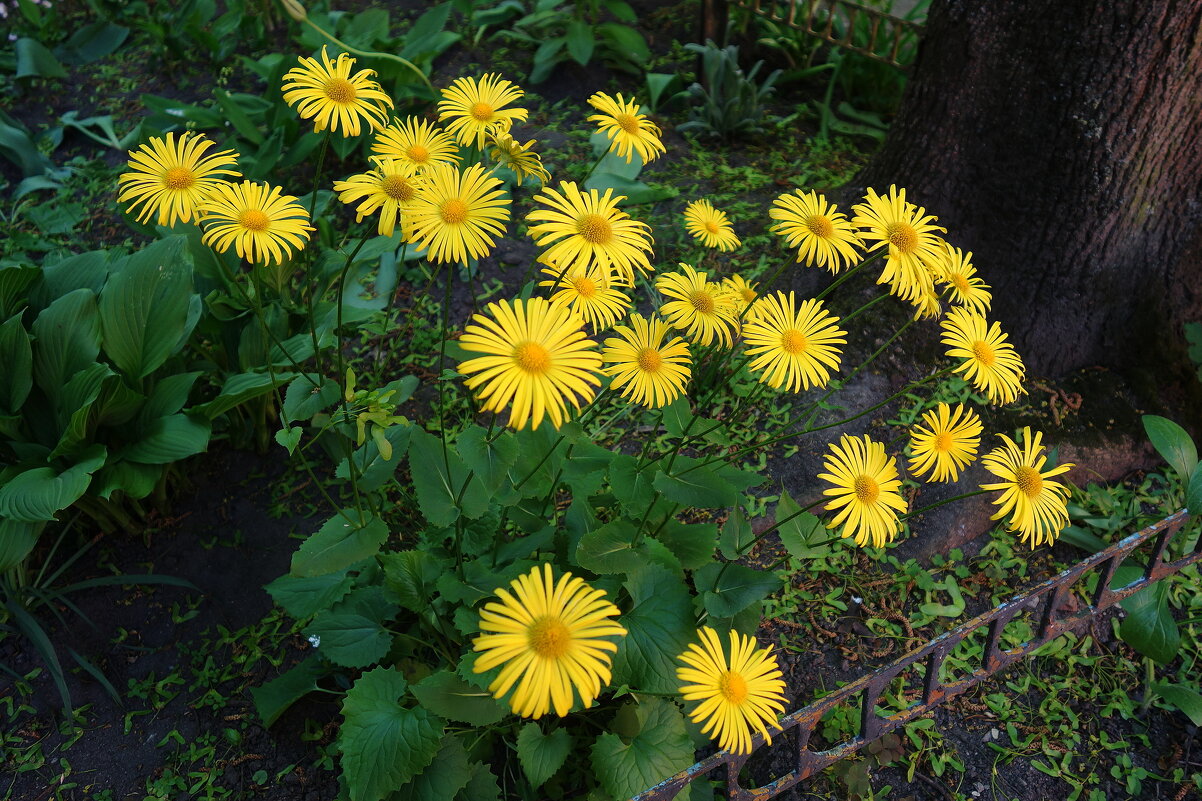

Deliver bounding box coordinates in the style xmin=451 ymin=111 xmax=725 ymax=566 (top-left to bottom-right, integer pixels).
xmin=813 ymin=252 xmax=881 ymax=302
xmin=898 ymin=488 xmax=989 ymax=521
xmin=299 ymin=16 xmax=433 ymax=92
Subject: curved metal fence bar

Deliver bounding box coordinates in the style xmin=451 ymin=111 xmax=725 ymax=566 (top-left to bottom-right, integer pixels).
xmin=633 ymin=509 xmax=1197 ymax=801
xmin=730 ymin=0 xmax=925 ymax=69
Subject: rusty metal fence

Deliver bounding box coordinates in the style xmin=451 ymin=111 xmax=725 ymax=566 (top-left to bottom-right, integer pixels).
xmin=726 ymin=0 xmax=924 ymax=69
xmin=634 ymin=509 xmax=1198 ymax=801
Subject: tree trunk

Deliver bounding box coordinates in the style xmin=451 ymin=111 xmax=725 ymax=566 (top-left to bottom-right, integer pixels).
xmin=856 ymin=0 xmax=1202 ymax=377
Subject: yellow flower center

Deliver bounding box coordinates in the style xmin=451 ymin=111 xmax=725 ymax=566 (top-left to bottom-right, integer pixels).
xmin=615 ymin=113 xmax=641 ymax=135
xmin=470 ymin=101 xmax=494 ymax=122
xmin=381 ymin=175 xmax=416 ymax=202
xmin=780 ymin=329 xmax=807 ymax=355
xmin=854 ymin=475 xmax=879 ymax=504
xmin=971 ymin=340 xmax=996 ymax=366
xmin=440 ymin=198 xmax=469 ymax=224
xmin=805 ymin=214 xmax=834 ymax=238
xmin=238 ymin=209 xmax=270 ymax=232
xmin=689 ymin=290 xmax=715 ymax=314
xmin=576 ymin=213 xmax=613 ymax=244
xmin=886 ymin=222 xmax=918 ymax=254
xmin=718 ymin=670 xmax=749 ymax=704
xmin=636 ymin=347 xmax=663 ymax=373
xmin=406 ymin=144 xmax=430 ymax=163
xmin=571 ymin=275 xmax=597 ymax=298
xmin=323 ymin=78 xmax=357 ymax=104
xmin=934 ymin=432 xmax=954 ymax=451
xmin=163 ymin=166 xmax=195 ymax=190
xmin=1015 ymin=465 xmax=1044 ymax=498
xmin=527 ymin=615 xmax=571 ymax=659
xmin=740 ymin=288 xmax=757 ymax=303
xmin=514 ymin=341 xmax=551 ymax=374
xmin=950 ymin=274 xmax=971 ymax=293
xmin=703 ymin=220 xmax=721 ymax=235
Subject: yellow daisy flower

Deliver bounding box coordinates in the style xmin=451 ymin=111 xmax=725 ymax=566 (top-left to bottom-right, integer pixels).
xmin=723 ymin=275 xmax=759 ymax=310
xmin=742 ymin=291 xmax=846 ymax=392
xmin=940 ymin=244 xmax=992 ymax=314
xmin=332 ymin=158 xmax=422 ymax=238
xmin=405 ymin=163 xmax=511 ymax=264
xmin=457 ymin=297 xmax=602 ymax=430
xmin=603 ymin=313 xmax=691 ymax=408
xmin=655 ymin=263 xmax=740 ymax=348
xmin=370 ymin=117 xmax=461 ymax=171
xmin=438 ymin=73 xmax=529 ymax=148
xmin=980 ymin=427 xmax=1075 ymax=547
xmin=907 ymin=402 xmax=983 ymax=483
xmin=526 ymin=181 xmax=654 ymax=283
xmin=587 ymin=91 xmax=666 ymax=164
xmin=852 ymin=186 xmax=947 ymax=303
xmin=940 ymin=307 xmax=1027 ymax=405
xmin=818 ymin=434 xmax=908 ymax=548
xmin=199 ymin=180 xmax=313 ymax=265
xmin=117 ymin=133 xmax=240 ymax=227
xmin=683 ymin=199 xmax=740 ymax=251
xmin=488 ymin=130 xmax=551 ymax=187
xmin=769 ymin=190 xmax=861 ymax=273
xmin=676 ymin=627 xmax=787 ymax=756
xmin=281 ymin=46 xmax=393 ymax=137
xmin=474 ymin=564 xmax=626 ymax=719
xmin=539 ymin=264 xmax=630 ymax=332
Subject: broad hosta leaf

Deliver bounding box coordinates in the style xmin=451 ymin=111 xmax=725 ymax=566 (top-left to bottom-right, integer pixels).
xmin=516 ymin=723 xmax=571 ymax=789
xmin=141 ymin=372 xmax=201 ymax=421
xmin=1152 ymin=681 xmax=1202 ymax=726
xmin=339 ymin=667 xmax=444 ymax=801
xmin=0 ymin=445 xmax=107 ymax=522
xmin=0 ymin=314 xmax=32 ymax=412
xmin=1188 ymin=467 xmax=1202 ymax=517
xmin=591 ymin=697 xmax=693 ymax=801
xmin=411 ymin=671 xmax=506 ymax=727
xmin=391 ymin=735 xmax=472 ymax=801
xmin=0 ymin=263 xmax=38 ymax=319
xmin=653 ymin=466 xmax=738 ymax=509
xmin=305 ymin=587 xmax=398 ymax=668
xmin=250 ymin=655 xmax=328 ymax=727
xmin=0 ymin=519 xmax=43 ymax=572
xmin=93 ymin=460 xmax=160 ymax=501
xmin=50 ymin=362 xmax=113 ymax=460
xmin=32 ymin=288 xmax=100 ymax=395
xmin=409 ymin=428 xmax=487 ymax=526
xmin=456 ymin=425 xmax=518 ymax=494
xmin=100 ymin=235 xmax=197 ymax=379
xmin=381 ymin=550 xmax=448 ymax=612
xmin=54 ymin=21 xmax=129 ymax=65
xmin=612 ymin=564 xmax=695 ymax=694
xmin=15 ymin=37 xmax=67 ymax=79
xmin=265 ymin=570 xmax=354 ymax=619
xmin=694 ymin=562 xmax=780 ymax=619
xmin=191 ymin=370 xmax=288 ymax=420
xmin=1142 ymin=415 xmax=1197 ymax=484
xmin=291 ymin=512 xmax=389 ymax=577
xmin=121 ymin=413 xmax=211 ymax=464
xmin=565 ymin=18 xmax=595 ymax=65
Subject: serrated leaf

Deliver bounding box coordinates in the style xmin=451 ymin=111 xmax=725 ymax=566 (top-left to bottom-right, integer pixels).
xmin=591 ymin=697 xmax=693 ymax=801
xmin=1142 ymin=415 xmax=1197 ymax=484
xmin=455 ymin=762 xmax=500 ymax=801
xmin=340 ymin=667 xmax=444 ymax=801
xmin=306 ymin=587 xmax=398 ymax=668
xmin=265 ymin=570 xmax=354 ymax=619
xmin=275 ymin=426 xmax=302 ymax=455
xmin=251 ymin=655 xmax=328 ymax=727
xmin=283 ymin=373 xmax=340 ymax=421
xmin=291 ymin=512 xmax=389 ymax=577
xmin=655 ymin=520 xmax=717 ymax=569
xmin=694 ymin=561 xmax=780 ymax=618
xmin=661 ymin=395 xmax=692 ymax=437
xmin=411 ymin=671 xmax=506 ymax=727
xmin=456 ymin=425 xmax=517 ymax=493
xmin=516 ymin=723 xmax=571 ymax=789
xmin=381 ymin=550 xmax=448 ymax=612
xmin=612 ymin=564 xmax=695 ymax=694
xmin=719 ymin=506 xmax=753 ymax=560
xmin=409 ymin=427 xmax=488 ymax=526
xmin=392 ymin=735 xmax=472 ymax=801
xmin=609 ymin=454 xmax=657 ymax=512
xmin=653 ymin=466 xmax=738 ymax=509
xmin=775 ymin=491 xmax=828 ymax=559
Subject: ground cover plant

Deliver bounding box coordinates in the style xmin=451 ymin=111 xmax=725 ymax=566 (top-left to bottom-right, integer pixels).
xmin=2 ymin=1 xmax=1201 ymax=800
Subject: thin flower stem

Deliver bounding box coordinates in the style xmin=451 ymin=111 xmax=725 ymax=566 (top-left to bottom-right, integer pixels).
xmin=898 ymin=488 xmax=989 ymax=521
xmin=813 ymin=251 xmax=882 ymax=302
xmin=299 ymin=17 xmax=433 ymax=92
xmin=306 ymin=133 xmax=331 ymax=374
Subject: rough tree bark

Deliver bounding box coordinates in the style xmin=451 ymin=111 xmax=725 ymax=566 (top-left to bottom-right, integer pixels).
xmin=856 ymin=0 xmax=1202 ymax=377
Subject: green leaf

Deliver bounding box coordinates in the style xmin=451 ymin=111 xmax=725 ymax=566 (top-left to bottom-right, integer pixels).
xmin=338 ymin=425 xmax=411 ymax=492
xmin=1142 ymin=415 xmax=1197 ymax=484
xmin=455 ymin=762 xmax=500 ymax=801
xmin=121 ymin=413 xmax=210 ymax=464
xmin=213 ymin=88 xmax=265 ymax=146
xmin=1152 ymin=681 xmax=1202 ymax=726
xmin=456 ymin=426 xmax=517 ymax=494
xmin=15 ymin=37 xmax=67 ymax=79
xmin=411 ymin=671 xmax=506 ymax=726
xmin=576 ymin=519 xmax=643 ymax=575
xmin=142 ymin=372 xmax=200 ymax=421
xmin=653 ymin=466 xmax=738 ymax=509
xmin=283 ymin=374 xmax=340 ymax=421
xmin=0 ymin=262 xmax=38 ymax=318
xmin=1119 ymin=578 xmax=1180 ymax=664
xmin=409 ymin=428 xmax=487 ymax=526
xmin=291 ymin=512 xmax=389 ymax=577
xmin=306 ymin=587 xmax=398 ymax=668
xmin=93 ymin=460 xmax=160 ymax=501
xmin=1188 ymin=468 xmax=1202 ymax=517
xmin=265 ymin=570 xmax=354 ymax=619
xmin=776 ymin=491 xmax=828 ymax=559
xmin=655 ymin=520 xmax=717 ymax=570
xmin=0 ymin=518 xmax=43 ymax=572
xmin=612 ymin=564 xmax=695 ymax=694
xmin=609 ymin=454 xmax=656 ymax=512
xmin=516 ymin=723 xmax=571 ymax=789
xmin=591 ymin=697 xmax=693 ymax=801
xmin=0 ymin=446 xmax=107 ymax=522
xmin=54 ymin=21 xmax=129 ymax=65
xmin=51 ymin=363 xmax=116 ymax=460
xmin=32 ymin=288 xmax=100 ymax=396
xmin=392 ymin=735 xmax=472 ymax=801
xmin=339 ymin=667 xmax=444 ymax=801
xmin=251 ymin=656 xmax=328 ymax=727
xmin=565 ymin=19 xmax=595 ymax=65
xmin=694 ymin=562 xmax=780 ymax=618
xmin=381 ymin=550 xmax=448 ymax=613
xmin=100 ymin=236 xmax=197 ymax=379
xmin=191 ymin=371 xmax=287 ymax=419
xmin=719 ymin=506 xmax=753 ymax=560
xmin=0 ymin=314 xmax=32 ymax=413
xmin=661 ymin=395 xmax=692 ymax=437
